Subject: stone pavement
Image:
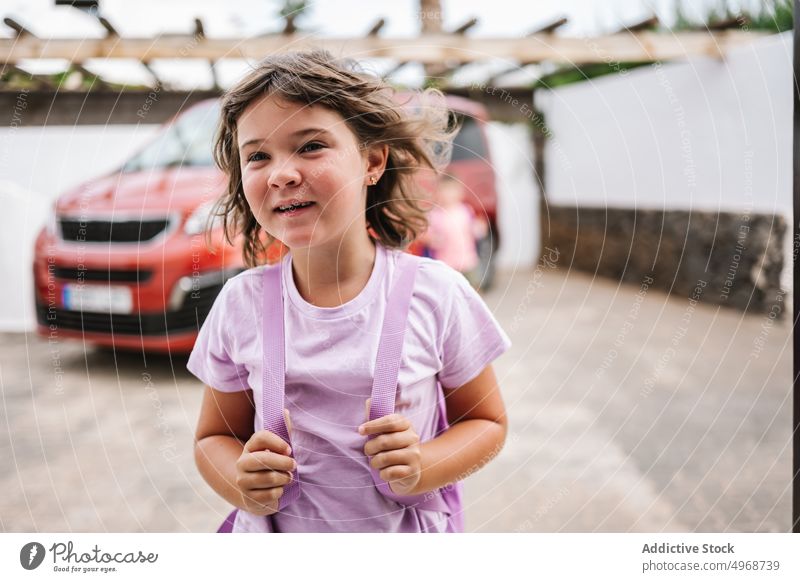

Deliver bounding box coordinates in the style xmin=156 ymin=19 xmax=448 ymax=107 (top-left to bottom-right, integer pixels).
xmin=0 ymin=265 xmax=791 ymax=532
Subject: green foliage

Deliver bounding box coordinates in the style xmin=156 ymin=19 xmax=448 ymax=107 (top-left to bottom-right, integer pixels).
xmin=748 ymin=0 xmax=794 ymax=32
xmin=531 ymin=61 xmax=653 ymax=91
xmin=673 ymin=0 xmax=793 ymax=33
xmin=533 ymin=0 xmax=793 ymax=92
xmin=278 ymin=0 xmax=309 ymax=21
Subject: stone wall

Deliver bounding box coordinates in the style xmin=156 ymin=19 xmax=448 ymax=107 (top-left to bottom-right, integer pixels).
xmin=543 ymin=206 xmax=787 ymax=315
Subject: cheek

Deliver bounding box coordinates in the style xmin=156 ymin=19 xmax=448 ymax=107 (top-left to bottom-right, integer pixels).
xmin=241 ymin=170 xmax=266 ymax=210
xmin=316 ymin=167 xmax=364 ymax=204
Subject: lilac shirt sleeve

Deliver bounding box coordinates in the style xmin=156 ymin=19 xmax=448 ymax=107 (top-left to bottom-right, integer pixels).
xmin=186 ymin=281 xmax=251 ymax=392
xmin=437 ymin=272 xmax=512 ymax=389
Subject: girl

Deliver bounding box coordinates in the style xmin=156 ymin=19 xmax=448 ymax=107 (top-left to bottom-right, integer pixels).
xmin=422 ymin=173 xmax=489 ymax=289
xmin=188 ymin=50 xmax=511 ymax=533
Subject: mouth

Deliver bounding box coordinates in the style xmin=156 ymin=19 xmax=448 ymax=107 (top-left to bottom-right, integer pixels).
xmin=274 ymin=200 xmax=316 ymax=214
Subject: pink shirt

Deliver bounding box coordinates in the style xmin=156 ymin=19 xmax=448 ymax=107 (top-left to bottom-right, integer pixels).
xmin=427 ymin=203 xmax=480 ymax=272
xmin=187 ymin=242 xmax=511 ymax=532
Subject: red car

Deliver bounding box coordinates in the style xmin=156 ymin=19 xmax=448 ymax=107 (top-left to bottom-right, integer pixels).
xmin=33 ymin=96 xmax=499 ymax=354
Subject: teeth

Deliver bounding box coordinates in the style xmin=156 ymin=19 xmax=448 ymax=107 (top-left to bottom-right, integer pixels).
xmin=278 ymin=202 xmax=312 ymax=211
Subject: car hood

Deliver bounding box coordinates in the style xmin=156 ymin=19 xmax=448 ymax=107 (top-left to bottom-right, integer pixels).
xmin=56 ymin=166 xmax=226 ymax=217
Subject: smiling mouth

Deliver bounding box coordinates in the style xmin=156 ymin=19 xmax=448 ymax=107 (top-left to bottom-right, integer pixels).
xmin=275 ymin=201 xmax=315 ymax=213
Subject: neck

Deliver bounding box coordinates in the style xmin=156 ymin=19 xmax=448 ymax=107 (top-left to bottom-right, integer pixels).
xmin=289 ymin=232 xmax=377 ymax=307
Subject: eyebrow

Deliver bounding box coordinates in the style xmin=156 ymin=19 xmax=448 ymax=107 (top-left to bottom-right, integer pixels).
xmin=239 ymin=128 xmax=332 ymax=150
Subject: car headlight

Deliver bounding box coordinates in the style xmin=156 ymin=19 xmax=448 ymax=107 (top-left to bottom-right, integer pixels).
xmin=184 ymin=202 xmax=222 ymax=235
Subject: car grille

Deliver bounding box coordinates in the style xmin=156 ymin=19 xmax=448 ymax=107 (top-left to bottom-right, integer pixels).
xmin=53 ymin=267 xmax=153 ymax=284
xmin=59 ymin=218 xmax=171 ymax=243
xmin=36 ymin=284 xmax=221 ymax=336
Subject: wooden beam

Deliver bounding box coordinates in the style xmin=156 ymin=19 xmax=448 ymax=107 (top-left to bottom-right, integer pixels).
xmin=419 ymin=0 xmax=443 ymax=34
xmin=451 ymin=18 xmax=478 ymax=35
xmin=616 ymin=16 xmax=659 ymax=33
xmin=3 ymin=17 xmax=35 ymax=38
xmin=528 ymin=17 xmax=568 ymax=36
xmin=367 ymin=18 xmax=385 ymax=37
xmin=55 ymin=0 xmax=98 ymax=11
xmin=0 ymin=89 xmax=219 ymax=126
xmin=282 ymin=14 xmax=297 ymax=35
xmin=419 ymin=0 xmax=445 ymax=82
xmin=707 ymin=16 xmax=749 ymax=31
xmin=436 ymin=17 xmax=482 ymax=80
xmin=0 ymin=85 xmax=537 ymax=126
xmin=447 ymin=86 xmax=534 ymax=123
xmin=141 ymin=61 xmax=162 ymax=88
xmin=0 ymin=31 xmax=769 ymax=65
xmin=97 ymin=16 xmax=118 ymax=37
xmin=194 ymin=18 xmax=205 ymax=39
xmin=192 ymin=18 xmax=217 ymax=89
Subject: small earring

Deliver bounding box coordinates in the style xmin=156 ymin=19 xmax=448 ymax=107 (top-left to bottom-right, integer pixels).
xmin=369 ymin=176 xmax=378 ymax=185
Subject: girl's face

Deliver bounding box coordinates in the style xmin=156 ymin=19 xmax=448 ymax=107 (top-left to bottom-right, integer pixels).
xmin=435 ymin=179 xmax=464 ymax=207
xmin=237 ymin=95 xmax=378 ymax=251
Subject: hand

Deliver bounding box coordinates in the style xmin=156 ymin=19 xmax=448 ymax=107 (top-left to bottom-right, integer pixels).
xmin=359 ymin=402 xmax=423 ymax=496
xmin=235 ymin=409 xmax=295 ymax=516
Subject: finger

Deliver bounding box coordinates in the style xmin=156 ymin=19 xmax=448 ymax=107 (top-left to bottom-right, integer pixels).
xmin=244 ymin=430 xmax=291 ymax=455
xmin=364 ymin=398 xmax=371 ymax=424
xmin=240 ymin=470 xmax=292 ymax=490
xmin=248 ymin=486 xmax=285 ymax=504
xmin=242 ymin=450 xmax=296 ymax=473
xmin=379 ymin=465 xmax=413 ymax=483
xmin=369 ymin=449 xmax=410 ymax=471
xmin=358 ymin=413 xmax=411 ymax=436
xmin=364 ymin=431 xmax=417 ymax=457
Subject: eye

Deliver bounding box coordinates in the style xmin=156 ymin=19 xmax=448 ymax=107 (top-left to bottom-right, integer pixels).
xmin=300 ymin=142 xmax=325 ymax=153
xmin=247 ymin=152 xmax=267 ymax=163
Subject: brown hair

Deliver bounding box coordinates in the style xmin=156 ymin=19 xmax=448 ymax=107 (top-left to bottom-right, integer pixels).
xmin=211 ymin=49 xmax=454 ymax=267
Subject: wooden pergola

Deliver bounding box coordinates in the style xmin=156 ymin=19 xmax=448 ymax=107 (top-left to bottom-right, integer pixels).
xmin=0 ymin=9 xmax=771 ymax=126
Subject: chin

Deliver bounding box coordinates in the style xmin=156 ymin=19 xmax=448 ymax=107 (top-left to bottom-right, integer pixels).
xmin=275 ymin=232 xmax=321 ymax=251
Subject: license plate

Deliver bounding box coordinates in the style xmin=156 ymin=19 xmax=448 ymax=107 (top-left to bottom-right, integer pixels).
xmin=62 ymin=284 xmax=133 ymax=314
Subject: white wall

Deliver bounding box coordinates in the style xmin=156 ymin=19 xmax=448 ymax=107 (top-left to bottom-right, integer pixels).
xmin=486 ymin=122 xmax=540 ymax=271
xmin=537 ymin=32 xmax=793 ymax=292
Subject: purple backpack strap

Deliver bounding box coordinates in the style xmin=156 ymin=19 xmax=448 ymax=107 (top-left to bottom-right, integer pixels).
xmin=366 ymin=252 xmax=455 ymax=518
xmin=216 ymin=509 xmax=236 ymax=533
xmin=216 ymin=265 xmax=288 ymax=533
xmin=366 ymin=252 xmax=417 ymax=422
xmin=262 ymin=262 xmax=301 ymax=509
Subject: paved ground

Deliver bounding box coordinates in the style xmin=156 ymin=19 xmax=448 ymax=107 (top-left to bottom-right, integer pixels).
xmin=0 ymin=265 xmax=791 ymax=532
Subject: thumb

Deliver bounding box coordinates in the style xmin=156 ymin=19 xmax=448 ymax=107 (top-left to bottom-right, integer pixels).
xmin=364 ymin=398 xmax=372 ymax=424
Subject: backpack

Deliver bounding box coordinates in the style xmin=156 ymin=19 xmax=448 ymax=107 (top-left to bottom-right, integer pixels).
xmin=216 ymin=251 xmax=464 ymax=532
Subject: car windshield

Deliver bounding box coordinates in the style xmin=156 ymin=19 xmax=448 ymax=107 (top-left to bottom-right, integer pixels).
xmin=122 ymin=101 xmax=220 ymax=173
xmin=450 ymin=115 xmax=489 ymax=162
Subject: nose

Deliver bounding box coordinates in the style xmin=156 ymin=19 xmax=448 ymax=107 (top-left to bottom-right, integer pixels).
xmin=267 ymin=158 xmax=302 ymax=190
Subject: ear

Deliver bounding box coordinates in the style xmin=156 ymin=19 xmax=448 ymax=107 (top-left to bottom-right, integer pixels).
xmin=364 ymin=143 xmax=389 ymax=183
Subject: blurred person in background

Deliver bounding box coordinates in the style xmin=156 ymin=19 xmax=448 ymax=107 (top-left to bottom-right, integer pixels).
xmin=421 ymin=174 xmax=488 ymax=290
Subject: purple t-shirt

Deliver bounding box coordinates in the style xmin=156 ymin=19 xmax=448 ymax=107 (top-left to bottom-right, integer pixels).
xmin=187 ymin=242 xmax=511 ymax=532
